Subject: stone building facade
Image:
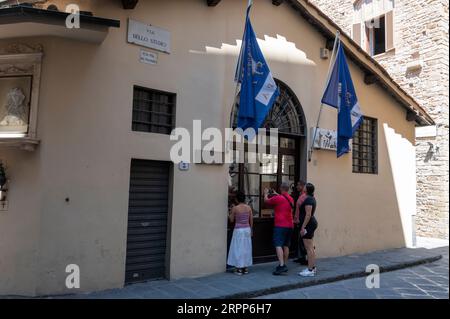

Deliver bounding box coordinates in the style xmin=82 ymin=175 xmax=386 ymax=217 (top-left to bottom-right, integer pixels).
xmin=310 ymin=0 xmax=449 ymax=239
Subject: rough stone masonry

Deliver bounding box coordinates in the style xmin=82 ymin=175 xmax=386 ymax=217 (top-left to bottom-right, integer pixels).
xmin=310 ymin=0 xmax=449 ymax=239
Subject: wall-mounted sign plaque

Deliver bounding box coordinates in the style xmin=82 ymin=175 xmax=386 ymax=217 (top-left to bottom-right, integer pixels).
xmin=311 ymin=127 xmax=337 ymax=151
xmin=139 ymin=49 xmax=158 ymax=65
xmin=128 ymin=19 xmax=171 ymax=54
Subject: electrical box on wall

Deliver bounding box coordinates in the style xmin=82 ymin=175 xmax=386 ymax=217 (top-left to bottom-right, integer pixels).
xmin=320 ymin=47 xmax=329 ymax=59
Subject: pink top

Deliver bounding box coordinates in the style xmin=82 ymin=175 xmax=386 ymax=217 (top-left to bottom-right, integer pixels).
xmin=265 ymin=192 xmax=294 ymax=228
xmin=235 ymin=209 xmax=251 ymax=229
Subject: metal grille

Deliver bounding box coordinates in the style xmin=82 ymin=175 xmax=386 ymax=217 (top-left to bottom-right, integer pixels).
xmin=132 ymin=86 xmax=176 ymax=135
xmin=125 ymin=159 xmax=170 ymax=283
xmin=352 ymin=116 xmax=378 ymax=174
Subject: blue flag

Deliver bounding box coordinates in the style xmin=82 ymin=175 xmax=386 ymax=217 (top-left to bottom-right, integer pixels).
xmin=235 ymin=2 xmax=279 ymax=137
xmin=321 ymin=40 xmax=363 ymax=157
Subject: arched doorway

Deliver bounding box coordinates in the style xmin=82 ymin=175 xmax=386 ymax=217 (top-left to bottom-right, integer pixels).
xmin=228 ymin=79 xmax=307 ymax=263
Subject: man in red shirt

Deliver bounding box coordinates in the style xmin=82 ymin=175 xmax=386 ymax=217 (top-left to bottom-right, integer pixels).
xmin=264 ymin=182 xmax=294 ymax=275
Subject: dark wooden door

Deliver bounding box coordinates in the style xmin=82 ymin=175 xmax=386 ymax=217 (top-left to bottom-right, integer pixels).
xmin=228 ymin=135 xmax=301 ymax=264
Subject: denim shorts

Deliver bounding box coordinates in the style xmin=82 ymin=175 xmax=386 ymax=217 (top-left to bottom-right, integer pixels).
xmin=273 ymin=227 xmax=293 ymax=247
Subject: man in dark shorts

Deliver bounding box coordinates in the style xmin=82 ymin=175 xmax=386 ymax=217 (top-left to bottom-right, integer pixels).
xmin=264 ymin=182 xmax=294 ymax=275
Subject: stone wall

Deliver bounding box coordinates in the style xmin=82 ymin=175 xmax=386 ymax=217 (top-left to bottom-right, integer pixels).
xmin=310 ymin=0 xmax=449 ymax=239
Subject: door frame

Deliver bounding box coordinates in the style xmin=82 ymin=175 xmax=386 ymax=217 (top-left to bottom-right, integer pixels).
xmin=228 ymin=133 xmax=307 ymax=263
xmin=227 ymin=79 xmax=308 ymax=264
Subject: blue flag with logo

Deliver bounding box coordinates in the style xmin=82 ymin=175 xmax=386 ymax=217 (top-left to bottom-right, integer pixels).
xmin=321 ymin=41 xmax=363 ymax=157
xmin=234 ymin=2 xmax=279 ymax=138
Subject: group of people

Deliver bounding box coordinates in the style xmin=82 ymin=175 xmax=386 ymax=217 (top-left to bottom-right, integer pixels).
xmin=227 ymin=181 xmax=318 ymax=277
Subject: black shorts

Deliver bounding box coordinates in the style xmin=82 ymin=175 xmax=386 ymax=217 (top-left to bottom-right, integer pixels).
xmin=301 ymin=217 xmax=318 ymax=239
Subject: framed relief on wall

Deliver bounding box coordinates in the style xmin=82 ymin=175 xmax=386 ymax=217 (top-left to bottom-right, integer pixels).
xmin=0 ymin=76 xmax=32 ymax=136
xmin=0 ymin=43 xmax=43 ymax=150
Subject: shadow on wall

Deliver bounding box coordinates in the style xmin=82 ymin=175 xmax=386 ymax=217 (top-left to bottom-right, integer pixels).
xmin=383 ymin=123 xmax=416 ymax=247
xmin=188 ymin=34 xmax=317 ymax=125
xmin=189 ymin=34 xmax=316 ymax=68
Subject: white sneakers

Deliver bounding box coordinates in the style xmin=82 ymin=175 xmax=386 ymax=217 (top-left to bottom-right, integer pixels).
xmin=298 ymin=267 xmax=317 ymax=277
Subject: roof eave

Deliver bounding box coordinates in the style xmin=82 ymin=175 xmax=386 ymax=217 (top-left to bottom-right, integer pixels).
xmin=0 ymin=5 xmax=120 ymax=28
xmin=0 ymin=5 xmax=120 ymax=44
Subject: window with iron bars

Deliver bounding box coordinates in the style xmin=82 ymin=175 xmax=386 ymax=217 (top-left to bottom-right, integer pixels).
xmin=352 ymin=116 xmax=378 ymax=174
xmin=132 ymin=86 xmax=176 ymax=135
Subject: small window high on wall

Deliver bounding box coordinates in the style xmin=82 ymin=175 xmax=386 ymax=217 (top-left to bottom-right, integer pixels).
xmin=352 ymin=116 xmax=378 ymax=174
xmin=353 ymin=0 xmax=395 ymax=56
xmin=132 ymin=86 xmax=176 ymax=135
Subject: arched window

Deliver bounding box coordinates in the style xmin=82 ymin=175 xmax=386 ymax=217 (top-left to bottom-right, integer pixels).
xmin=229 ymin=80 xmax=307 ymax=217
xmin=230 ymin=79 xmax=306 ymax=136
xmin=228 ymin=80 xmax=307 ymax=262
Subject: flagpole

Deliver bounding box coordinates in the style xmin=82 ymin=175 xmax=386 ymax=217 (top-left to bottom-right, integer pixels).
xmin=230 ymin=0 xmax=253 ymax=130
xmin=229 ymin=84 xmax=241 ymax=128
xmin=230 ymin=4 xmax=246 ymax=129
xmin=308 ymin=31 xmax=340 ymax=162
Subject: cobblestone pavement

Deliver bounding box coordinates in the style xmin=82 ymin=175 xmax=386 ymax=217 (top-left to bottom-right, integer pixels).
xmin=257 ymin=243 xmax=448 ymax=299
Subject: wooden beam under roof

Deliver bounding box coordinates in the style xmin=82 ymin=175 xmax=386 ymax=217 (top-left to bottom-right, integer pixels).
xmin=406 ymin=110 xmax=419 ymax=122
xmin=122 ymin=0 xmax=139 ymax=10
xmin=207 ymin=0 xmax=222 ymax=6
xmin=364 ymin=73 xmax=378 ymax=85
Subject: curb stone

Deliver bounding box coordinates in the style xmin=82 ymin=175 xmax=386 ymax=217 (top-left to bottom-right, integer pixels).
xmin=221 ymin=254 xmax=442 ymax=299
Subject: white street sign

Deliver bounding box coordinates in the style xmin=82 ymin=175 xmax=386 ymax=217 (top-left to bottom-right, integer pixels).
xmin=128 ymin=19 xmax=171 ymax=54
xmin=140 ymin=49 xmax=158 ymax=65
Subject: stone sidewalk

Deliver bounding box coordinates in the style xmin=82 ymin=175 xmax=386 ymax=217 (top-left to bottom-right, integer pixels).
xmin=60 ymin=245 xmax=444 ymax=299
xmin=257 ymin=246 xmax=449 ymax=299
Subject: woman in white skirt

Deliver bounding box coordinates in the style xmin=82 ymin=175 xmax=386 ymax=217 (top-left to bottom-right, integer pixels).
xmin=227 ymin=191 xmax=253 ymax=275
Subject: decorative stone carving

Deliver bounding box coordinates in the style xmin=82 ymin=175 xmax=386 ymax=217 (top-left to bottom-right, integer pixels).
xmin=0 ymin=43 xmax=43 ymax=55
xmin=0 ymin=88 xmax=27 ymax=127
xmin=0 ymin=43 xmax=43 ymax=150
xmin=0 ymin=0 xmax=47 ymax=7
xmin=0 ymin=64 xmax=34 ymax=76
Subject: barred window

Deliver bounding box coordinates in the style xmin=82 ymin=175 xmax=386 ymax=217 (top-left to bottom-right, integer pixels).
xmin=132 ymin=86 xmax=176 ymax=135
xmin=352 ymin=116 xmax=378 ymax=174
